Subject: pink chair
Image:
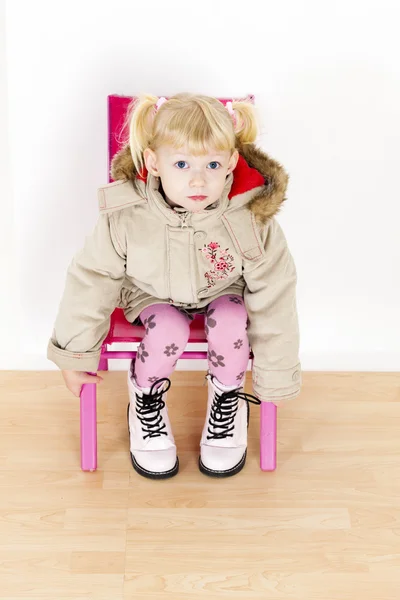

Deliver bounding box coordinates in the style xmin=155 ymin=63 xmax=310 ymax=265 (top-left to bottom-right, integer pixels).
xmin=80 ymin=94 xmax=277 ymax=473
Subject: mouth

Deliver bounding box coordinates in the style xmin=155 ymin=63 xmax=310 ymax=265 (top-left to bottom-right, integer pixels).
xmin=188 ymin=195 xmax=208 ymax=201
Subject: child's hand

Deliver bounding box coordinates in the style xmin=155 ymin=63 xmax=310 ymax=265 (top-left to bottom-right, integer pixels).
xmin=61 ymin=370 xmax=103 ymax=398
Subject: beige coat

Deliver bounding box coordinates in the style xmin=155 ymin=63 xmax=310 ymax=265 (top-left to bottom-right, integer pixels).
xmin=47 ymin=142 xmax=301 ymax=402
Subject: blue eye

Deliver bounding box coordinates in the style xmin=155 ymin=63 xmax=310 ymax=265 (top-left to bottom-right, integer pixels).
xmin=174 ymin=161 xmax=221 ymax=170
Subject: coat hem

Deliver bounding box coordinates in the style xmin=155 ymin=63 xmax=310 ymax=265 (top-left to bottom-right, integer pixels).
xmin=122 ymin=284 xmax=246 ymax=326
xmin=253 ymin=387 xmax=301 ymax=403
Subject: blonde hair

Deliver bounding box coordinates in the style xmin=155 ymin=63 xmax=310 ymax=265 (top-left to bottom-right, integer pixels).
xmin=120 ymin=92 xmax=260 ymax=178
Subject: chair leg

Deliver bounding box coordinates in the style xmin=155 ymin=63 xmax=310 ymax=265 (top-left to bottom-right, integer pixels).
xmin=260 ymin=402 xmax=277 ymax=471
xmin=98 ymin=343 xmax=109 ymax=371
xmin=80 ymin=381 xmax=97 ymax=471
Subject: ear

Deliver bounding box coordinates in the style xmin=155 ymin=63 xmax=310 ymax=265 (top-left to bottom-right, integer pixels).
xmin=143 ymin=148 xmax=160 ymax=176
xmin=227 ymin=149 xmax=239 ymax=175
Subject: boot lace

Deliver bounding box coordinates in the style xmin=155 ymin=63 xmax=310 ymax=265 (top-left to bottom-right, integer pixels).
xmin=207 ymin=384 xmax=261 ymax=440
xmin=135 ymin=378 xmax=171 ymax=439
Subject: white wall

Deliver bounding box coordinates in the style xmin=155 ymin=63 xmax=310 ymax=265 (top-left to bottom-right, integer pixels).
xmin=1 ymin=0 xmax=399 ymax=371
xmin=0 ymin=0 xmax=19 ymax=363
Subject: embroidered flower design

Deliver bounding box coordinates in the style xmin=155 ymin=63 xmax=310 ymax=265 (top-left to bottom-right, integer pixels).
xmin=164 ymin=343 xmax=179 ymax=357
xmin=236 ymin=371 xmax=245 ymax=382
xmin=233 ymin=339 xmax=243 ymax=350
xmin=215 ymin=260 xmax=228 ymax=271
xmin=137 ymin=341 xmax=149 ymax=363
xmin=200 ymin=242 xmax=235 ymax=288
xmin=208 ymin=242 xmax=220 ymax=250
xmin=229 ymin=296 xmax=243 ymax=305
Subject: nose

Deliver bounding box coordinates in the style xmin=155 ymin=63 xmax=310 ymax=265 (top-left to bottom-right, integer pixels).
xmin=190 ymin=171 xmax=206 ymax=188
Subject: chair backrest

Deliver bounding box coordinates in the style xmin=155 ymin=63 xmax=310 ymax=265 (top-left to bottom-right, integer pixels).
xmin=107 ymin=94 xmax=255 ymax=182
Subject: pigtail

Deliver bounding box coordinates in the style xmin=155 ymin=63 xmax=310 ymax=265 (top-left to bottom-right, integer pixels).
xmin=230 ymin=100 xmax=260 ymax=146
xmin=124 ymin=94 xmax=159 ymax=177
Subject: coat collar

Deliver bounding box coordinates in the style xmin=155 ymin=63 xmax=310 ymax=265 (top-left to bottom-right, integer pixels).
xmin=110 ymin=141 xmax=289 ymax=224
xmin=142 ymin=171 xmax=234 ymax=226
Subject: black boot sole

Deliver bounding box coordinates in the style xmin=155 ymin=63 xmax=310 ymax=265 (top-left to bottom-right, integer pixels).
xmin=127 ymin=403 xmax=179 ymax=480
xmin=198 ymin=402 xmax=250 ymax=478
xmin=198 ymin=449 xmax=247 ymax=478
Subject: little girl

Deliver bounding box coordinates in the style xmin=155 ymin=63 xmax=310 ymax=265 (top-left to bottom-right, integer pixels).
xmin=47 ymin=92 xmax=301 ymax=480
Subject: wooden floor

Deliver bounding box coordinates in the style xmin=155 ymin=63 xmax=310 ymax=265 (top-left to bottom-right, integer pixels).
xmin=0 ymin=370 xmax=399 ymax=599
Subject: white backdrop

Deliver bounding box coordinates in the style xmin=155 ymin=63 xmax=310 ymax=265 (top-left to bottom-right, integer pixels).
xmin=1 ymin=0 xmax=399 ymax=371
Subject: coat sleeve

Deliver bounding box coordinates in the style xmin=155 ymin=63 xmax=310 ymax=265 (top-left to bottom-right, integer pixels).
xmin=47 ymin=211 xmax=126 ymax=371
xmin=243 ymin=217 xmax=301 ymax=403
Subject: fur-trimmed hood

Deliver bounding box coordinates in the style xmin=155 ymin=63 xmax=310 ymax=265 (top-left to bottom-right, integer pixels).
xmin=110 ymin=141 xmax=289 ymax=224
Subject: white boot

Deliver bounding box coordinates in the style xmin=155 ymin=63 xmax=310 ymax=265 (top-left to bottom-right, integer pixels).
xmin=127 ymin=360 xmax=179 ymax=479
xmin=199 ymin=373 xmax=261 ymax=477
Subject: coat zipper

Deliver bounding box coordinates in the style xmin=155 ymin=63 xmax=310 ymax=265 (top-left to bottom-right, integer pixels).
xmin=179 ymin=212 xmax=190 ymax=228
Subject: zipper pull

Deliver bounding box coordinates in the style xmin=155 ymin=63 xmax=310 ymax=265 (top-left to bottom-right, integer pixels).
xmin=180 ymin=213 xmax=189 ymax=228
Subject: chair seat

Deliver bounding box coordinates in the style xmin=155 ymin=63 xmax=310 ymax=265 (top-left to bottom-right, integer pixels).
xmin=104 ymin=308 xmax=208 ymax=344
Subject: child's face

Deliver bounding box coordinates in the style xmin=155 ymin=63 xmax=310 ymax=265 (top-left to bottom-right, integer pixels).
xmin=144 ymin=145 xmax=239 ymax=213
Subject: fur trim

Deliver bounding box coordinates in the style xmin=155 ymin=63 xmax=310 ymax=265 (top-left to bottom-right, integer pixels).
xmin=237 ymin=143 xmax=289 ymax=224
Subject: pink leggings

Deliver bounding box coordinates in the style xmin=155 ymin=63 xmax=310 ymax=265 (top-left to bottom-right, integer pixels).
xmin=133 ymin=294 xmax=250 ymax=388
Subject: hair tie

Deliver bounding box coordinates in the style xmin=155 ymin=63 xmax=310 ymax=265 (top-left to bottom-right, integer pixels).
xmin=225 ymin=101 xmax=237 ymax=127
xmin=155 ymin=97 xmax=167 ymax=113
